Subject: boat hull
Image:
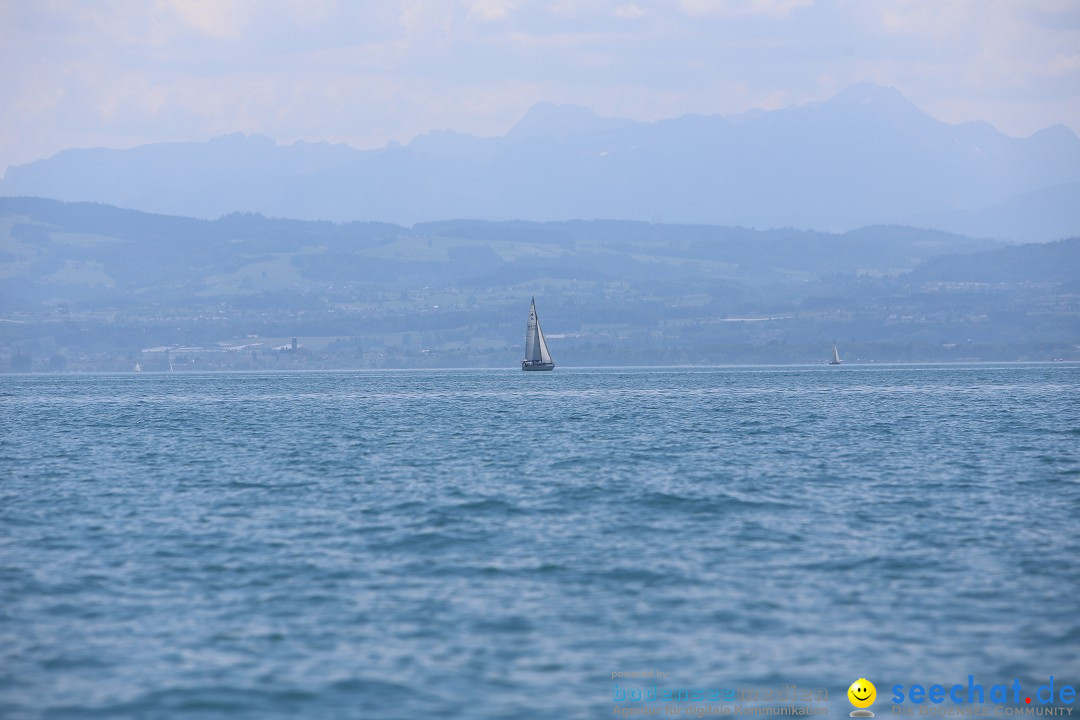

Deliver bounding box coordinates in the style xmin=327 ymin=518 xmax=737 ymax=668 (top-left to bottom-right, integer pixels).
xmin=522 ymin=362 xmax=555 ymax=371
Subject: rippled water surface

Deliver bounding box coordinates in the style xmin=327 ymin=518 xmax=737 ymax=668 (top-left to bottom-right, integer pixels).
xmin=1 ymin=366 xmax=1078 ymax=719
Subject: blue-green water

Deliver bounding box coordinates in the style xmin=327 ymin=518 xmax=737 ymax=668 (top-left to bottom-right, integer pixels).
xmin=1 ymin=366 xmax=1078 ymax=719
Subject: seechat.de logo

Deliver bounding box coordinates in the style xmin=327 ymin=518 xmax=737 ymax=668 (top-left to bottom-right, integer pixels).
xmin=891 ymin=676 xmax=1076 ymax=709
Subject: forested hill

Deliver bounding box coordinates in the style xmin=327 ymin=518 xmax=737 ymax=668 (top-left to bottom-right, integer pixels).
xmin=1 ymin=197 xmax=1076 ymax=368
xmin=1 ymin=196 xmax=999 ymax=308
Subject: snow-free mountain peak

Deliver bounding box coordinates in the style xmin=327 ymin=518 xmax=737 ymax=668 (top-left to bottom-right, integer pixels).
xmin=506 ymin=101 xmax=633 ymax=140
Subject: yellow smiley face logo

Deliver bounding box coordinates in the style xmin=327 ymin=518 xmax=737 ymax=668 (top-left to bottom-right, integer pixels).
xmin=848 ymin=679 xmax=876 ymax=708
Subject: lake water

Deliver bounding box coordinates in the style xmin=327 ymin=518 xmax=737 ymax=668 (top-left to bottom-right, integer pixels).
xmin=1 ymin=365 xmax=1078 ymax=719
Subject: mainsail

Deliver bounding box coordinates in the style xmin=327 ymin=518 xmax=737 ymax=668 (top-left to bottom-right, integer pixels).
xmin=830 ymin=343 xmax=842 ymax=365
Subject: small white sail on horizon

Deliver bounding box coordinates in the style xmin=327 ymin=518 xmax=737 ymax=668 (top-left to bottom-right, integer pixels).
xmin=829 ymin=342 xmax=842 ymax=365
xmin=522 ymin=297 xmax=555 ymax=371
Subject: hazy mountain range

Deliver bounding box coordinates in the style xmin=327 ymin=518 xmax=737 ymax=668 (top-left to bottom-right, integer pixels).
xmin=3 ymin=83 xmax=1079 ymax=241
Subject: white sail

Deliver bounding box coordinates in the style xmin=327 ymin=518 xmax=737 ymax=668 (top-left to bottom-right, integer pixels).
xmin=536 ymin=318 xmax=552 ymax=364
xmin=831 ymin=343 xmax=841 ymax=364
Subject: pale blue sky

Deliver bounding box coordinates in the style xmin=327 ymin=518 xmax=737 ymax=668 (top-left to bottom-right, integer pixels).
xmin=2 ymin=0 xmax=1078 ymax=174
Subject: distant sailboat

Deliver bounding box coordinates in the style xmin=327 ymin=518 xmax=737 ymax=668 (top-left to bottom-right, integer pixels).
xmin=829 ymin=342 xmax=842 ymax=365
xmin=134 ymin=361 xmax=142 ymax=373
xmin=522 ymin=297 xmax=555 ymax=371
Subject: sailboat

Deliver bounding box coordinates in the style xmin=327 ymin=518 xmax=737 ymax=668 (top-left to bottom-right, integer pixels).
xmin=829 ymin=342 xmax=842 ymax=365
xmin=522 ymin=297 xmax=555 ymax=371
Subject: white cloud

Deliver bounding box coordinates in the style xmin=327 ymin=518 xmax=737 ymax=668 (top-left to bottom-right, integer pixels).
xmin=679 ymin=0 xmax=813 ymax=19
xmin=613 ymin=3 xmax=647 ymax=19
xmin=164 ymin=0 xmax=256 ymax=40
xmin=466 ymin=0 xmax=517 ymax=21
xmin=1044 ymin=52 xmax=1080 ymax=77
